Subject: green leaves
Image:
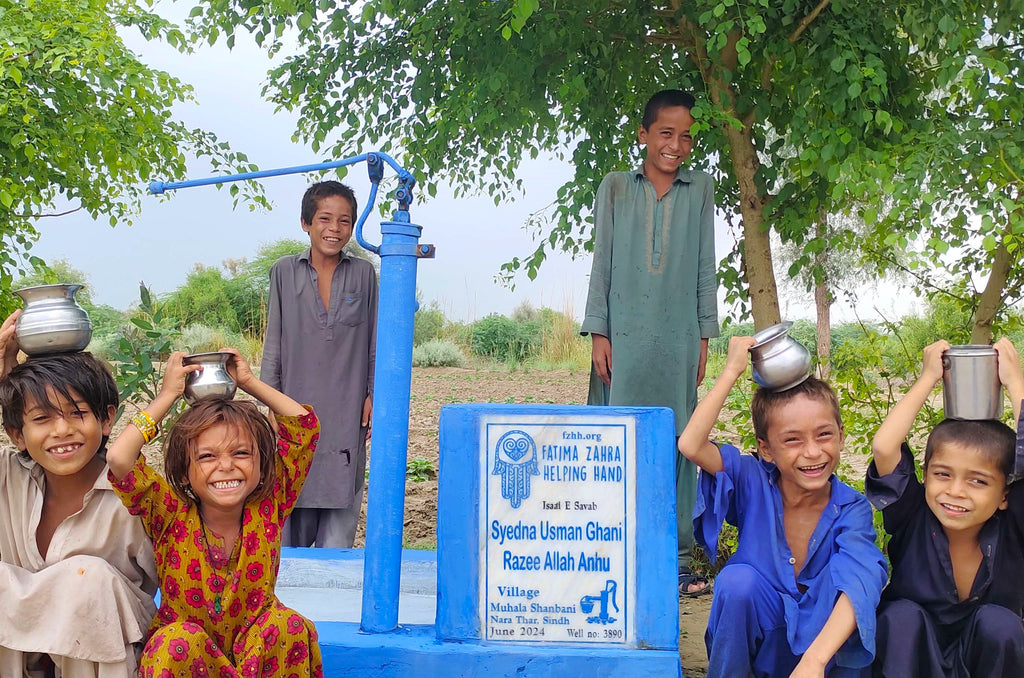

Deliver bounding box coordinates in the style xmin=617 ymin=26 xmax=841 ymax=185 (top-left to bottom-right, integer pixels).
xmin=180 ymin=0 xmax=1024 ymax=331
xmin=107 ymin=283 xmax=182 ymax=423
xmin=0 ymin=0 xmax=262 ymax=310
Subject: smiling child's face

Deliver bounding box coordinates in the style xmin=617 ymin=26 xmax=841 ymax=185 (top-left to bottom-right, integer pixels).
xmin=185 ymin=422 xmax=261 ymax=514
xmin=756 ymin=393 xmax=843 ymax=499
xmin=7 ymin=387 xmax=114 ymax=480
xmin=638 ymin=105 xmax=695 ymax=182
xmin=301 ymin=194 xmax=354 ymax=261
xmin=924 ymin=442 xmax=1008 ymax=535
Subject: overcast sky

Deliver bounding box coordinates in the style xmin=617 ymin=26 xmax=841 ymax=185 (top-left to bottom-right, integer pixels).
xmin=25 ymin=10 xmax=604 ymax=321
xmin=28 ymin=4 xmax=916 ymax=325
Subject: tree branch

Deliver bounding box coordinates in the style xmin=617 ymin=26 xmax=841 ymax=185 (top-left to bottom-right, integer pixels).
xmin=760 ymin=0 xmax=832 ymax=91
xmin=3 ymin=50 xmax=35 ymax=65
xmin=646 ymin=32 xmax=684 ymax=45
xmin=789 ymin=0 xmax=831 ymax=44
xmin=671 ymin=3 xmax=734 ymax=114
xmin=864 ymin=243 xmax=974 ymax=305
xmin=16 ymin=206 xmax=83 ymax=219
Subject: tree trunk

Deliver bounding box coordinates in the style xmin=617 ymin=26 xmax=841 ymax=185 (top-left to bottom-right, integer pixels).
xmin=677 ymin=15 xmax=782 ymax=333
xmin=815 ymin=280 xmax=831 ymax=379
xmin=971 ymin=234 xmax=1012 ymax=345
xmin=723 ymin=124 xmax=781 ymax=331
xmin=814 ymin=213 xmax=831 ymax=379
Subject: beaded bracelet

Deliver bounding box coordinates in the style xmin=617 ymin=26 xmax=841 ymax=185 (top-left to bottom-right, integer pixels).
xmin=132 ymin=410 xmax=159 ymax=444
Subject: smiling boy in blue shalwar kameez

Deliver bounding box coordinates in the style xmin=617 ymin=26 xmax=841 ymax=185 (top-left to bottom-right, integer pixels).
xmin=678 ymin=337 xmax=888 ymax=677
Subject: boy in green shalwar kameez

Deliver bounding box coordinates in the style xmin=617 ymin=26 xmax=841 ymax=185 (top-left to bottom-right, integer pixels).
xmin=581 ymin=89 xmax=719 ymax=596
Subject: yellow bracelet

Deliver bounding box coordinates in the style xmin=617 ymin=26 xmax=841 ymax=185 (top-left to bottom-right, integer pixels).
xmin=132 ymin=410 xmax=158 ymax=444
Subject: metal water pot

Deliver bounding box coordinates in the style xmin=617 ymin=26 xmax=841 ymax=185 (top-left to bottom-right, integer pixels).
xmin=942 ymin=345 xmax=1002 ymax=420
xmin=14 ymin=284 xmax=93 ymax=356
xmin=183 ymin=352 xmax=237 ymax=403
xmin=749 ymin=321 xmax=813 ymax=392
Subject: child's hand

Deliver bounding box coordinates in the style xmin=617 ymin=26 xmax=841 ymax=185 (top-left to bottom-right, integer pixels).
xmin=725 ymin=335 xmax=756 ymax=377
xmin=921 ymin=339 xmax=950 ymax=385
xmin=994 ymin=338 xmax=1024 ymax=424
xmin=362 ymin=394 xmax=372 ymax=440
xmin=0 ymin=309 xmax=21 ymax=380
xmin=160 ymin=351 xmax=199 ymax=399
xmin=994 ymin=338 xmax=1023 ymax=388
xmin=220 ymin=347 xmax=257 ymax=390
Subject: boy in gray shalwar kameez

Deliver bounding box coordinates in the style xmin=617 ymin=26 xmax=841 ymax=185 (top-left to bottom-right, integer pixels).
xmin=263 ymin=181 xmax=378 ymax=548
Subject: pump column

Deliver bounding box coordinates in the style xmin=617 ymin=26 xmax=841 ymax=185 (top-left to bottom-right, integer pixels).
xmin=360 ymin=207 xmax=431 ymax=632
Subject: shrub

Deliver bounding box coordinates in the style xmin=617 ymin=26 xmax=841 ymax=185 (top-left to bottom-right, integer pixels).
xmin=471 ymin=314 xmax=539 ymax=363
xmin=86 ymin=333 xmax=120 ymax=362
xmin=897 ymin=294 xmax=973 ymax=358
xmin=107 ymin=284 xmax=182 ymax=422
xmin=163 ymin=264 xmax=240 ymax=333
xmin=413 ymin=307 xmax=446 ymax=346
xmin=88 ymin=304 xmax=127 ymax=338
xmin=412 ymin=339 xmax=466 ymax=367
xmin=511 ymin=300 xmax=539 ymax=323
xmin=225 ymin=279 xmax=266 ymax=337
xmin=442 ymin=319 xmax=474 ymax=350
xmin=179 ymin=324 xmax=244 ymax=353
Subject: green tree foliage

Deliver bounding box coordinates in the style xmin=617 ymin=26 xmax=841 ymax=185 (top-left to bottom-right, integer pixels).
xmin=224 ymin=239 xmax=307 ymax=335
xmin=0 ymin=0 xmax=261 ymax=314
xmin=163 ymin=264 xmax=240 ymax=331
xmin=183 ymin=0 xmax=1014 ymax=331
xmin=851 ymin=12 xmax=1024 ymax=343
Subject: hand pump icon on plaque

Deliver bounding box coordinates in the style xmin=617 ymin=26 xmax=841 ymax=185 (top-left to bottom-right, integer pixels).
xmin=580 ymin=580 xmax=619 ymax=625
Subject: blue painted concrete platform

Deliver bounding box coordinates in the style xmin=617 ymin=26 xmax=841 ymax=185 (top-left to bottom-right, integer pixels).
xmin=277 ymin=547 xmax=683 ymax=677
xmin=277 ymin=547 xmax=436 ymax=625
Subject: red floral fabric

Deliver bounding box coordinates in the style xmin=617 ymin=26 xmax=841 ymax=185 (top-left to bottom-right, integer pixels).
xmin=111 ymin=408 xmax=323 ymax=677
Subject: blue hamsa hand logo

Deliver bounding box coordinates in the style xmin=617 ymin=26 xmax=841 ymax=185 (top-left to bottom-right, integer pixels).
xmin=492 ymin=430 xmax=539 ymax=509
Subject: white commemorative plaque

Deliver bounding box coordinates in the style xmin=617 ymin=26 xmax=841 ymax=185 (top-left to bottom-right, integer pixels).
xmin=480 ymin=414 xmax=637 ymax=644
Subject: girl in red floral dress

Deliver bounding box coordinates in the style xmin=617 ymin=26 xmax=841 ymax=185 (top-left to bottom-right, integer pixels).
xmin=106 ymin=348 xmax=323 ymax=678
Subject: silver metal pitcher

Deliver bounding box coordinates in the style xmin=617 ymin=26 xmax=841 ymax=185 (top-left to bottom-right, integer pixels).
xmin=183 ymin=352 xmax=237 ymax=403
xmin=749 ymin=321 xmax=812 ymax=391
xmin=14 ymin=284 xmax=93 ymax=356
xmin=942 ymin=345 xmax=1002 ymax=420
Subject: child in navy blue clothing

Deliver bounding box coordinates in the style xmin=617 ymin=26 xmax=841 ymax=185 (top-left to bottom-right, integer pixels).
xmin=866 ymin=338 xmax=1024 ymax=677
xmin=679 ymin=337 xmax=887 ymax=678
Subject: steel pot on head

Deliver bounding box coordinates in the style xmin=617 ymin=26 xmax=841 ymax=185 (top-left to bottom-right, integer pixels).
xmin=942 ymin=345 xmax=1002 ymax=420
xmin=748 ymin=321 xmax=812 ymax=392
xmin=183 ymin=352 xmax=237 ymax=404
xmin=14 ymin=284 xmax=93 ymax=356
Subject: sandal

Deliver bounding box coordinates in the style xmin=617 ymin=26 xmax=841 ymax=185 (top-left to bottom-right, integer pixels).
xmin=678 ymin=568 xmax=712 ymax=597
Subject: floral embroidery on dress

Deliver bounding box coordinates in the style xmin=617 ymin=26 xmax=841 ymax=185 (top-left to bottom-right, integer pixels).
xmin=111 ymin=408 xmax=322 ymax=677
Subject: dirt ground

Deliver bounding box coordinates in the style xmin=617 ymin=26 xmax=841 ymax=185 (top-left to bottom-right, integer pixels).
xmin=357 ymin=365 xmax=712 ymax=674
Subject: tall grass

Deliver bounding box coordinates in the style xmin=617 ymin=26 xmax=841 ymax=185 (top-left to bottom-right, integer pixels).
xmin=535 ymin=299 xmax=589 ymax=370
xmin=180 ymin=324 xmax=264 ymax=363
